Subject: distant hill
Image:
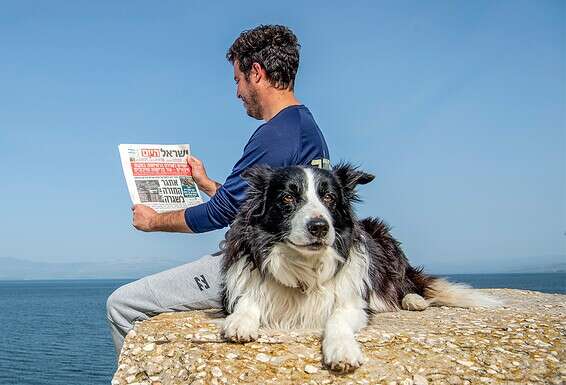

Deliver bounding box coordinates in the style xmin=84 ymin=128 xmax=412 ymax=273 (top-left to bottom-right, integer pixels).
xmin=1 ymin=255 xmax=564 ymax=280
xmin=429 ymin=254 xmax=566 ymax=275
xmin=0 ymin=256 xmax=191 ymax=280
xmin=508 ymin=261 xmax=566 ymax=274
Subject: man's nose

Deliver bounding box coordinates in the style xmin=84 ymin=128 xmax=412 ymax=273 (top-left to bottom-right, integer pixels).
xmin=307 ymin=218 xmax=329 ymax=238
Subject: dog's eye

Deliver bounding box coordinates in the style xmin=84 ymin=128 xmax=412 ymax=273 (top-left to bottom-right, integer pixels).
xmin=322 ymin=193 xmax=335 ymax=204
xmin=282 ymin=193 xmax=295 ymax=204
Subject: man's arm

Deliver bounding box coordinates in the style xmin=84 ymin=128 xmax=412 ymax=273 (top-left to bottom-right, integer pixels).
xmin=132 ymin=204 xmax=193 ymax=233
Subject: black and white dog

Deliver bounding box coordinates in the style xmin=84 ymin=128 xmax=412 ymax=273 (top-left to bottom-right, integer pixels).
xmin=220 ymin=164 xmax=499 ymax=372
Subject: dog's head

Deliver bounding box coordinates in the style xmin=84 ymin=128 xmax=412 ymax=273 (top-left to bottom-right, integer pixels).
xmin=239 ymin=163 xmax=374 ymax=258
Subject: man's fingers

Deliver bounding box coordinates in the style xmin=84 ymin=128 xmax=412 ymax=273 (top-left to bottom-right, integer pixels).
xmin=188 ymin=155 xmax=202 ymax=166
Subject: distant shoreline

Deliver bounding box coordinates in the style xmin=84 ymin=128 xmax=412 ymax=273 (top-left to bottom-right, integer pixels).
xmin=0 ymin=271 xmax=565 ymax=281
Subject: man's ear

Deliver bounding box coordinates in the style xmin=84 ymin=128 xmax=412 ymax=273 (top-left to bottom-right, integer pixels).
xmin=332 ymin=163 xmax=375 ymax=199
xmin=250 ymin=62 xmax=263 ymax=83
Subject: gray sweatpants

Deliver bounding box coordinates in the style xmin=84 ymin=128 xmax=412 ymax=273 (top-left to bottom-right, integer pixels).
xmin=105 ymin=251 xmax=223 ymax=358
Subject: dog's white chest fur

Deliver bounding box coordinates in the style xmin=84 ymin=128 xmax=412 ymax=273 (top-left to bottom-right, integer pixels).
xmin=224 ymin=243 xmax=368 ymax=329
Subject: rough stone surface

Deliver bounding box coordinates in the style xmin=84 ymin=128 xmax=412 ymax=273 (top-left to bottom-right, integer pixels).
xmin=112 ymin=289 xmax=565 ymax=384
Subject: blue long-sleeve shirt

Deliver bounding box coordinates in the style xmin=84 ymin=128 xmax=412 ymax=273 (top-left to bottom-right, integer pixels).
xmin=184 ymin=105 xmax=330 ymax=233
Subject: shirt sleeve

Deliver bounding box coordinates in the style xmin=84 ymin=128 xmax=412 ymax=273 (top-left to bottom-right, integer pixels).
xmin=184 ymin=127 xmax=297 ymax=233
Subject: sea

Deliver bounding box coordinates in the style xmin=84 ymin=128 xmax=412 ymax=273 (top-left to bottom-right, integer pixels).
xmin=0 ymin=273 xmax=564 ymax=385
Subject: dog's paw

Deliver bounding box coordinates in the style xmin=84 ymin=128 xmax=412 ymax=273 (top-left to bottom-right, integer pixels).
xmin=222 ymin=313 xmax=259 ymax=343
xmin=401 ymin=293 xmax=429 ymax=311
xmin=323 ymin=335 xmax=365 ymax=373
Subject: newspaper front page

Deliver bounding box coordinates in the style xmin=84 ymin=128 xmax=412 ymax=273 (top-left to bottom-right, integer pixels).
xmin=118 ymin=144 xmax=203 ymax=212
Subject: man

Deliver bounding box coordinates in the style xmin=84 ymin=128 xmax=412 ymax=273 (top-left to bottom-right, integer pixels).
xmin=106 ymin=24 xmax=330 ymax=357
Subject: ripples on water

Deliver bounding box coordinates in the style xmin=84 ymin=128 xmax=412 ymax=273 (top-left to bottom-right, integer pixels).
xmin=0 ymin=279 xmax=132 ymax=385
xmin=0 ymin=273 xmax=564 ymax=385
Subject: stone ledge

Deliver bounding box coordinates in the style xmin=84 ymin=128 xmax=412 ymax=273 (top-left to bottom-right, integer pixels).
xmin=112 ymin=289 xmax=565 ymax=385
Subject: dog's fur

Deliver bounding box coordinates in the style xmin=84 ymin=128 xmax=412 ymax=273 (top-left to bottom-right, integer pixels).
xmin=219 ymin=163 xmax=500 ymax=372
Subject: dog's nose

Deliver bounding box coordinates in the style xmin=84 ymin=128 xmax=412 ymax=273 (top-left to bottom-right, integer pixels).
xmin=307 ymin=218 xmax=329 ymax=238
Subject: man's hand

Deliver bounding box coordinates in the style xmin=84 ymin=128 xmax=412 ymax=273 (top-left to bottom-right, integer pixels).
xmin=187 ymin=156 xmax=221 ymax=197
xmin=132 ymin=204 xmax=158 ymax=232
xmin=132 ymin=204 xmax=192 ymax=233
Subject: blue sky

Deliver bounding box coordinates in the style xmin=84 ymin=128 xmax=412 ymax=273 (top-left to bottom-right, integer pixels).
xmin=1 ymin=1 xmax=564 ymax=276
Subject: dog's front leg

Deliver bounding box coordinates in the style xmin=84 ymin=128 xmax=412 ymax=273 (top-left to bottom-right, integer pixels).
xmin=222 ymin=295 xmax=261 ymax=343
xmin=322 ymin=302 xmax=367 ymax=373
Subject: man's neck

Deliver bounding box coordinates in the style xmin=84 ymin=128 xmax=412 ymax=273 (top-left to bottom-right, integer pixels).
xmin=261 ymin=92 xmax=301 ymax=121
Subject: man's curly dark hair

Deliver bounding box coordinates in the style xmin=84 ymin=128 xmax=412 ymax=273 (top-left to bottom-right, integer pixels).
xmin=227 ymin=25 xmax=300 ymax=91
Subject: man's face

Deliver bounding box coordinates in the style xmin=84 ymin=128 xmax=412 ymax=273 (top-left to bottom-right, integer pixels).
xmin=234 ymin=62 xmax=263 ymax=120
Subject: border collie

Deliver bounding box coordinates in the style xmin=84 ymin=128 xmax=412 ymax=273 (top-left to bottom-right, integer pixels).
xmin=220 ymin=164 xmax=499 ymax=373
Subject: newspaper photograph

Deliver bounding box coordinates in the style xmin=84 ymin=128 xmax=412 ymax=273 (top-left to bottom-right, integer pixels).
xmin=118 ymin=144 xmax=203 ymax=212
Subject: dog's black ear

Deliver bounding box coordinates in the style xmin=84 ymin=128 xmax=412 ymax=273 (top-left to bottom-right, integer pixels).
xmin=241 ymin=165 xmax=274 ymax=220
xmin=332 ymin=163 xmax=375 ymax=199
xmin=241 ymin=165 xmax=274 ymax=192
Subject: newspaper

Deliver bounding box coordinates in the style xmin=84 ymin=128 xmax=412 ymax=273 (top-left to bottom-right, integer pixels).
xmin=118 ymin=144 xmax=203 ymax=212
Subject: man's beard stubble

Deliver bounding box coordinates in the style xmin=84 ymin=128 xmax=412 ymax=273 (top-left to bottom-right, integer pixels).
xmin=244 ymin=87 xmax=263 ymax=120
